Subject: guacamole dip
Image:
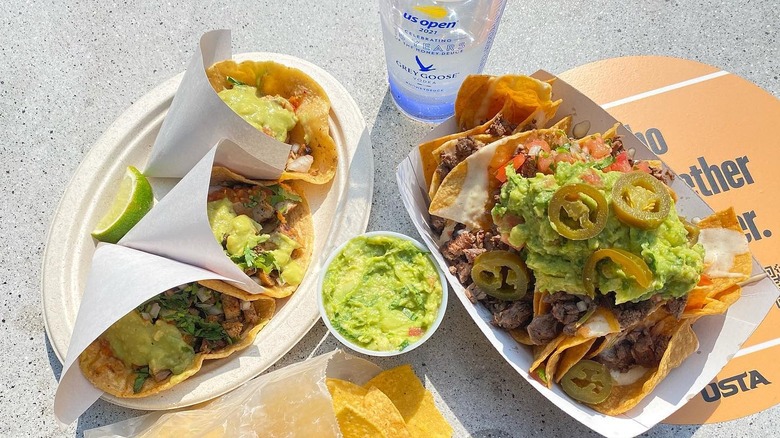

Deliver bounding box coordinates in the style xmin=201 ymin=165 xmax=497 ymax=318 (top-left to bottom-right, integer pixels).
xmin=218 ymin=85 xmax=298 ymax=142
xmin=322 ymin=235 xmax=443 ymax=352
xmin=104 ymin=311 xmax=195 ymax=375
xmin=492 ymin=160 xmax=704 ymax=304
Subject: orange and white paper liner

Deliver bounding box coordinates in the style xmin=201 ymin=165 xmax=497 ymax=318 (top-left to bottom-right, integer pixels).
xmin=395 ymin=71 xmax=778 ymax=438
xmin=144 ymin=29 xmax=290 ymax=179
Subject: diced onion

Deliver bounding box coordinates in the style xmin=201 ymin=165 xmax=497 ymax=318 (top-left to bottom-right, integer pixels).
xmin=140 ymin=312 xmax=151 ymax=321
xmin=240 ymin=300 xmax=252 ymax=311
xmin=291 ymin=143 xmax=301 ymax=154
xmin=528 ymin=145 xmax=542 ymax=156
xmin=196 ymin=287 xmax=211 ymax=303
xmin=576 ymin=301 xmax=588 ymax=312
xmin=149 ymin=303 xmax=161 ymax=319
xmin=287 ymin=155 xmax=314 ymax=173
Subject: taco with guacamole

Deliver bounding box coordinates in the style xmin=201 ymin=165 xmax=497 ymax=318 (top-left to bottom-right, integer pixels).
xmin=206 ymin=166 xmax=313 ymax=299
xmin=206 ymin=60 xmax=337 ymax=185
xmin=79 ymin=280 xmax=275 ymax=398
xmin=419 ymin=75 xmax=562 ymax=201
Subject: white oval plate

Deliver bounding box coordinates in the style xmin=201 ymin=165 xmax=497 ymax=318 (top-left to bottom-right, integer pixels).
xmin=41 ymin=52 xmax=373 ymax=410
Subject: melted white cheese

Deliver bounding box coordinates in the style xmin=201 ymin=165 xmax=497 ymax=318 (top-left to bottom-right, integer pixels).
xmin=698 ymin=228 xmax=749 ymax=278
xmin=610 ymin=366 xmax=648 ymax=386
xmin=433 ymin=138 xmax=504 ymax=227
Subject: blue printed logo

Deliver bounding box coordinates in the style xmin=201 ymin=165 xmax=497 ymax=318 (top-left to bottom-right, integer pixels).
xmin=415 ymin=56 xmax=435 ymax=72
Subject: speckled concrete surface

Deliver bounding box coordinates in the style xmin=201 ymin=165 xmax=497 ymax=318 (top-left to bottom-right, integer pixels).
xmin=2 ymin=1 xmax=779 ymax=437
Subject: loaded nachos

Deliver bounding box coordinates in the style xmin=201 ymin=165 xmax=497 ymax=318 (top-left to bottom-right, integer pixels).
xmin=423 ymin=74 xmax=752 ymax=415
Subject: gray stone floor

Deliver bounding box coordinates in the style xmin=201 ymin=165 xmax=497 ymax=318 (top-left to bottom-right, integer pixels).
xmin=2 ymin=0 xmax=778 ymax=436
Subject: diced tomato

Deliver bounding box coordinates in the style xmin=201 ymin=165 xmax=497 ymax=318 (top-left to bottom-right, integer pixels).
xmin=537 ymin=155 xmax=554 ymax=174
xmin=554 ymin=152 xmax=577 ymax=164
xmin=580 ymin=169 xmax=603 ymax=186
xmin=698 ymin=274 xmax=713 ymax=286
xmin=582 ymin=136 xmax=612 ymax=159
xmin=604 ymin=151 xmax=632 ymax=172
xmin=408 ymin=327 xmax=423 ymax=337
xmin=495 ymin=154 xmax=526 ymax=183
xmin=633 ymin=161 xmax=652 ymax=174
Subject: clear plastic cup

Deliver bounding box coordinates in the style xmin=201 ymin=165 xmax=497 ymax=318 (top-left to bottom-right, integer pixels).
xmin=378 ymin=0 xmax=508 ymax=123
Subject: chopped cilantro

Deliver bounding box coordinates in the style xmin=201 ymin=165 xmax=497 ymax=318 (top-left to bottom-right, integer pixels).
xmin=399 ymin=339 xmax=410 ymax=351
xmin=401 ymin=307 xmax=418 ymax=321
xmin=593 ymin=156 xmax=615 ymax=170
xmin=133 ymin=366 xmax=150 ymax=393
xmin=268 ymin=185 xmax=302 ymax=207
xmin=244 ymin=194 xmax=260 ymax=209
xmin=226 ymin=76 xmax=246 ymax=86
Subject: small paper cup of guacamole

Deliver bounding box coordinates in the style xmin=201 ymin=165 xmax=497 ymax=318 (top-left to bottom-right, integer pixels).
xmin=318 ymin=231 xmax=447 ymax=356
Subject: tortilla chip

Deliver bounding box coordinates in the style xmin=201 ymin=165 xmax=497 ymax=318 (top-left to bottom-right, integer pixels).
xmin=361 ymin=388 xmax=411 ymax=438
xmin=336 ymin=405 xmax=386 ymax=438
xmin=589 ymin=319 xmax=699 ymax=415
xmin=418 ymin=118 xmax=496 ymax=190
xmin=206 ymin=60 xmax=337 ymax=185
xmin=79 ymin=282 xmax=275 ymax=398
xmin=683 ymin=208 xmax=751 ymax=317
xmin=509 ymin=328 xmax=534 ymax=346
xmin=455 ymin=75 xmax=561 ymax=131
xmin=208 ymin=167 xmax=314 ymax=299
xmin=365 ymin=365 xmax=452 ymax=438
xmin=530 ymin=333 xmax=566 ymax=372
xmin=550 ymin=115 xmax=572 ymax=134
xmin=327 ymin=378 xmax=369 ymax=401
xmin=554 ymin=338 xmax=597 ymax=383
xmin=428 ymin=133 xmax=499 ymax=199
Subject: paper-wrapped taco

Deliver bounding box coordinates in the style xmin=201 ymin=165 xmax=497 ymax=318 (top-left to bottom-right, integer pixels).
xmin=79 ymin=281 xmax=275 ymax=398
xmin=205 ymin=166 xmax=314 ymax=298
xmin=206 ymin=60 xmax=337 ymax=185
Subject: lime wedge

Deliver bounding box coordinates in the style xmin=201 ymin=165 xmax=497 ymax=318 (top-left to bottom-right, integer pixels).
xmin=91 ymin=166 xmax=154 ymax=243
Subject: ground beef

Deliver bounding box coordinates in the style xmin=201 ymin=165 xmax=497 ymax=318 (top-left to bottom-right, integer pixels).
xmin=543 ymin=292 xmax=595 ymax=336
xmin=598 ymin=294 xmax=657 ymax=329
xmin=631 ymin=328 xmax=670 ymax=367
xmin=490 ymin=299 xmax=533 ymax=330
xmin=518 ymin=155 xmax=538 ymax=177
xmin=596 ymin=339 xmax=635 ymax=372
xmin=610 ymin=137 xmax=625 ymax=157
xmin=464 ymin=283 xmax=487 ymax=303
xmin=649 ymin=164 xmax=675 ymax=184
xmin=449 ymin=262 xmax=472 ymax=284
xmin=440 ymin=231 xmax=478 ymax=261
xmin=527 ymin=313 xmax=562 ymax=345
xmin=665 ymin=296 xmax=688 ymax=319
xmin=486 ymin=114 xmax=515 ymax=137
xmin=430 ymin=215 xmax=446 ymax=235
xmin=435 ymin=137 xmax=484 ymax=182
xmin=596 ymin=327 xmax=670 ymax=372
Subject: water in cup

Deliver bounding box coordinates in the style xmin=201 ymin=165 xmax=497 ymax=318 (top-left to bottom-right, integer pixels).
xmin=379 ymin=0 xmax=508 ymax=123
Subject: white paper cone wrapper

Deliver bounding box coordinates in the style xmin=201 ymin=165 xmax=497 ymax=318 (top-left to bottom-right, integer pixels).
xmin=396 ymin=71 xmax=779 ymax=438
xmin=121 ymin=140 xmax=275 ymax=294
xmin=144 ymin=29 xmax=290 ymax=179
xmin=54 ymin=244 xmax=233 ymax=424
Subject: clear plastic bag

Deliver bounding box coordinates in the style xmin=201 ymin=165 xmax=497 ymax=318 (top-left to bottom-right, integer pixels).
xmin=84 ymin=350 xmax=382 ymax=438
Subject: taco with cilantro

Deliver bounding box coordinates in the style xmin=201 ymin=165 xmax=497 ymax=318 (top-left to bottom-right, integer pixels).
xmin=79 ymin=280 xmax=275 ymax=398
